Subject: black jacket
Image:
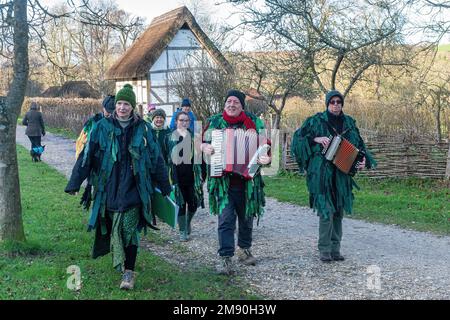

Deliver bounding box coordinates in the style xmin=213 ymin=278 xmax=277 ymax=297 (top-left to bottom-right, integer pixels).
xmin=65 ymin=116 xmax=171 ymax=212
xmin=22 ymin=110 xmax=45 ymax=137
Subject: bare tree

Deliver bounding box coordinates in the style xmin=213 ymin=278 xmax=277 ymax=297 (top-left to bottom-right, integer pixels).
xmin=233 ymin=50 xmax=317 ymax=129
xmin=169 ymin=53 xmax=234 ymax=121
xmin=0 ymin=0 xmax=28 ymax=242
xmin=225 ymin=0 xmax=414 ymax=97
xmin=0 ymin=0 xmax=141 ymax=242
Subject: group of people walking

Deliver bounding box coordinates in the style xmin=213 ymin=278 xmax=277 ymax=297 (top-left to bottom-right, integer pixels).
xmin=60 ymin=83 xmax=375 ymax=290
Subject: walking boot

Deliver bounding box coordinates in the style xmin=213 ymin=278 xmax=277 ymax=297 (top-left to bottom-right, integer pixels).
xmin=237 ymin=247 xmax=257 ymax=266
xmin=331 ymin=252 xmax=345 ymax=261
xmin=177 ymin=215 xmax=189 ymax=242
xmin=320 ymin=252 xmax=332 ymax=262
xmin=187 ymin=211 xmax=196 ymax=236
xmin=216 ymin=256 xmax=234 ymax=275
xmin=120 ymin=269 xmax=136 ymax=290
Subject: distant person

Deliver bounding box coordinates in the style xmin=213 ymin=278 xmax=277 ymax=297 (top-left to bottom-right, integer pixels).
xmin=291 ymin=90 xmax=376 ymax=263
xmin=65 ymin=84 xmax=171 ymax=290
xmin=169 ymin=98 xmax=197 ymax=132
xmin=22 ymin=102 xmax=45 ymax=162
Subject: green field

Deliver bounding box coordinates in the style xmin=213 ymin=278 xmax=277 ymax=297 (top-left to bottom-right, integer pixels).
xmin=265 ymin=172 xmax=450 ymax=235
xmin=0 ymin=145 xmax=258 ymax=300
xmin=438 ymin=43 xmax=450 ymax=52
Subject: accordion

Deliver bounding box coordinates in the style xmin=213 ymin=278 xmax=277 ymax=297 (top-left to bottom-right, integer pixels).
xmin=322 ymin=135 xmax=365 ymax=176
xmin=210 ymin=128 xmax=270 ymax=180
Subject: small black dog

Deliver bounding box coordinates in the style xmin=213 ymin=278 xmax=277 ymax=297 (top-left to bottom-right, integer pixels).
xmin=30 ymin=145 xmax=45 ymax=162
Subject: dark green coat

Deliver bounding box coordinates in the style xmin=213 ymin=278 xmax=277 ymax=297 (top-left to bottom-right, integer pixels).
xmin=291 ymin=111 xmax=376 ymax=218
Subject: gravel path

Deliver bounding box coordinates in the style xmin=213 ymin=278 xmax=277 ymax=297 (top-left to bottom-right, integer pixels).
xmin=16 ymin=125 xmax=450 ymax=299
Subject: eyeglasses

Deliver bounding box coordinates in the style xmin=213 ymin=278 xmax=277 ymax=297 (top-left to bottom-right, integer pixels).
xmin=329 ymin=100 xmax=342 ymax=105
xmin=178 ymin=119 xmax=190 ymax=123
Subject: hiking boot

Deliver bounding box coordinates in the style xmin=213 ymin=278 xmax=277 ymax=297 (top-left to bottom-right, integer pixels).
xmin=179 ymin=231 xmax=189 ymax=242
xmin=237 ymin=247 xmax=257 ymax=266
xmin=320 ymin=252 xmax=332 ymax=263
xmin=216 ymin=256 xmax=234 ymax=275
xmin=119 ymin=269 xmax=136 ymax=290
xmin=331 ymin=252 xmax=345 ymax=261
xmin=187 ymin=211 xmax=196 ymax=235
xmin=178 ymin=215 xmax=189 ymax=242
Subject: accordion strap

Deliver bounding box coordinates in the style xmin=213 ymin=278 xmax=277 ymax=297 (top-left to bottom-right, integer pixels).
xmin=321 ymin=118 xmax=350 ymax=137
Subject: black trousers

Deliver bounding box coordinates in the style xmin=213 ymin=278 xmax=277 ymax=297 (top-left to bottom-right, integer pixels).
xmin=28 ymin=135 xmax=41 ymax=149
xmin=218 ymin=186 xmax=253 ymax=257
xmin=178 ymin=183 xmax=196 ymax=216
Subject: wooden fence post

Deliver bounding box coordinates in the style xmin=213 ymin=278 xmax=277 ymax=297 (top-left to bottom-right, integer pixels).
xmin=446 ymin=143 xmax=450 ymax=180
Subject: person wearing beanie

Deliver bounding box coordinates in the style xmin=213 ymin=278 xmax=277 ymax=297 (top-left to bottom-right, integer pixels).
xmin=169 ymin=98 xmax=197 ymax=132
xmin=200 ymin=89 xmax=271 ymax=275
xmin=115 ymin=83 xmax=136 ymax=109
xmin=146 ymin=108 xmax=171 ymax=164
xmin=65 ymin=83 xmax=171 ymax=291
xmin=291 ymin=90 xmax=376 ymax=263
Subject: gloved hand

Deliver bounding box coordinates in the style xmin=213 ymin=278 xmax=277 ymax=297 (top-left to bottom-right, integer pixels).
xmin=80 ymin=184 xmax=92 ymax=210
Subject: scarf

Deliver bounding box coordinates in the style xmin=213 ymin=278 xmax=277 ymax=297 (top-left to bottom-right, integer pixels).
xmin=222 ymin=111 xmax=256 ymax=130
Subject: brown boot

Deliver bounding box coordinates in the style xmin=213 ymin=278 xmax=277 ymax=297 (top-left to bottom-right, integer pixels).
xmin=237 ymin=247 xmax=257 ymax=266
xmin=120 ymin=269 xmax=136 ymax=290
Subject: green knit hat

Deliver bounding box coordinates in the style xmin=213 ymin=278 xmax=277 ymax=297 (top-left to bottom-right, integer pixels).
xmin=115 ymin=84 xmax=136 ymax=108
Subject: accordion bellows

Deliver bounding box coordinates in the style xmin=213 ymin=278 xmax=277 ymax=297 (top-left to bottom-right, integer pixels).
xmin=323 ymin=135 xmax=365 ymax=176
xmin=210 ymin=128 xmax=270 ymax=180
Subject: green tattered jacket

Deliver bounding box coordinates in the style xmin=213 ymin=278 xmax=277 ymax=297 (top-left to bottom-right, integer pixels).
xmin=203 ymin=112 xmax=267 ymax=218
xmin=291 ymin=111 xmax=376 ymax=218
xmin=66 ymin=115 xmax=171 ymax=235
xmin=166 ymin=129 xmax=205 ymax=210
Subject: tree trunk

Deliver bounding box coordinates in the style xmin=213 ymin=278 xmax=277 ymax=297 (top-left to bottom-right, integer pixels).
xmin=0 ymin=0 xmax=29 ymax=242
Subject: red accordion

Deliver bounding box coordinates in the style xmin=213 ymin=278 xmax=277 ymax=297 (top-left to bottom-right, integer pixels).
xmin=210 ymin=128 xmax=270 ymax=180
xmin=322 ymin=135 xmax=365 ymax=176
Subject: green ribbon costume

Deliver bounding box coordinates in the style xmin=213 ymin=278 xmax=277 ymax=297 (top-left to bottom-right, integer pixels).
xmin=203 ymin=112 xmax=267 ymax=218
xmin=81 ymin=117 xmax=161 ymax=259
xmin=291 ymin=111 xmax=376 ymax=219
xmin=166 ymin=130 xmax=204 ymax=209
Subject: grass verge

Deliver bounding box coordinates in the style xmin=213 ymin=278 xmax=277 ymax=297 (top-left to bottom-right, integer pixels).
xmin=0 ymin=145 xmax=258 ymax=300
xmin=264 ymin=172 xmax=450 ymax=235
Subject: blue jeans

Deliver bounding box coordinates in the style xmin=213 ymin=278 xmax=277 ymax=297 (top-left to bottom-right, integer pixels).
xmin=218 ymin=186 xmax=254 ymax=257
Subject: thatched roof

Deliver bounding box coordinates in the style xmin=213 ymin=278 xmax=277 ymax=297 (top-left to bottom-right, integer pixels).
xmin=40 ymin=82 xmax=100 ymax=98
xmin=41 ymin=86 xmax=61 ymax=97
xmin=59 ymin=81 xmax=101 ymax=99
xmin=106 ymin=6 xmax=233 ymax=80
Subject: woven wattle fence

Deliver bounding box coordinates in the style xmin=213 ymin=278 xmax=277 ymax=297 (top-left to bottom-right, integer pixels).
xmin=281 ymin=132 xmax=450 ymax=179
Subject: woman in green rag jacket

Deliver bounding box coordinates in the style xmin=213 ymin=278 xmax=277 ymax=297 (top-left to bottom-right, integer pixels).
xmin=145 ymin=108 xmax=171 ymax=164
xmin=65 ymin=84 xmax=171 ymax=290
xmin=167 ymin=111 xmax=205 ymax=242
xmin=291 ymin=90 xmax=376 ymax=263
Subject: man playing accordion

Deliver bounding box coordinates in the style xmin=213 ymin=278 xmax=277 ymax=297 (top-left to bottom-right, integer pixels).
xmin=291 ymin=90 xmax=376 ymax=263
xmin=201 ymin=89 xmax=271 ymax=275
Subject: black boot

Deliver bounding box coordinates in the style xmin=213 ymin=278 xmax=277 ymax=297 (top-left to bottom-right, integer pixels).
xmin=320 ymin=252 xmax=332 ymax=262
xmin=187 ymin=211 xmax=196 ymax=235
xmin=177 ymin=215 xmax=188 ymax=242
